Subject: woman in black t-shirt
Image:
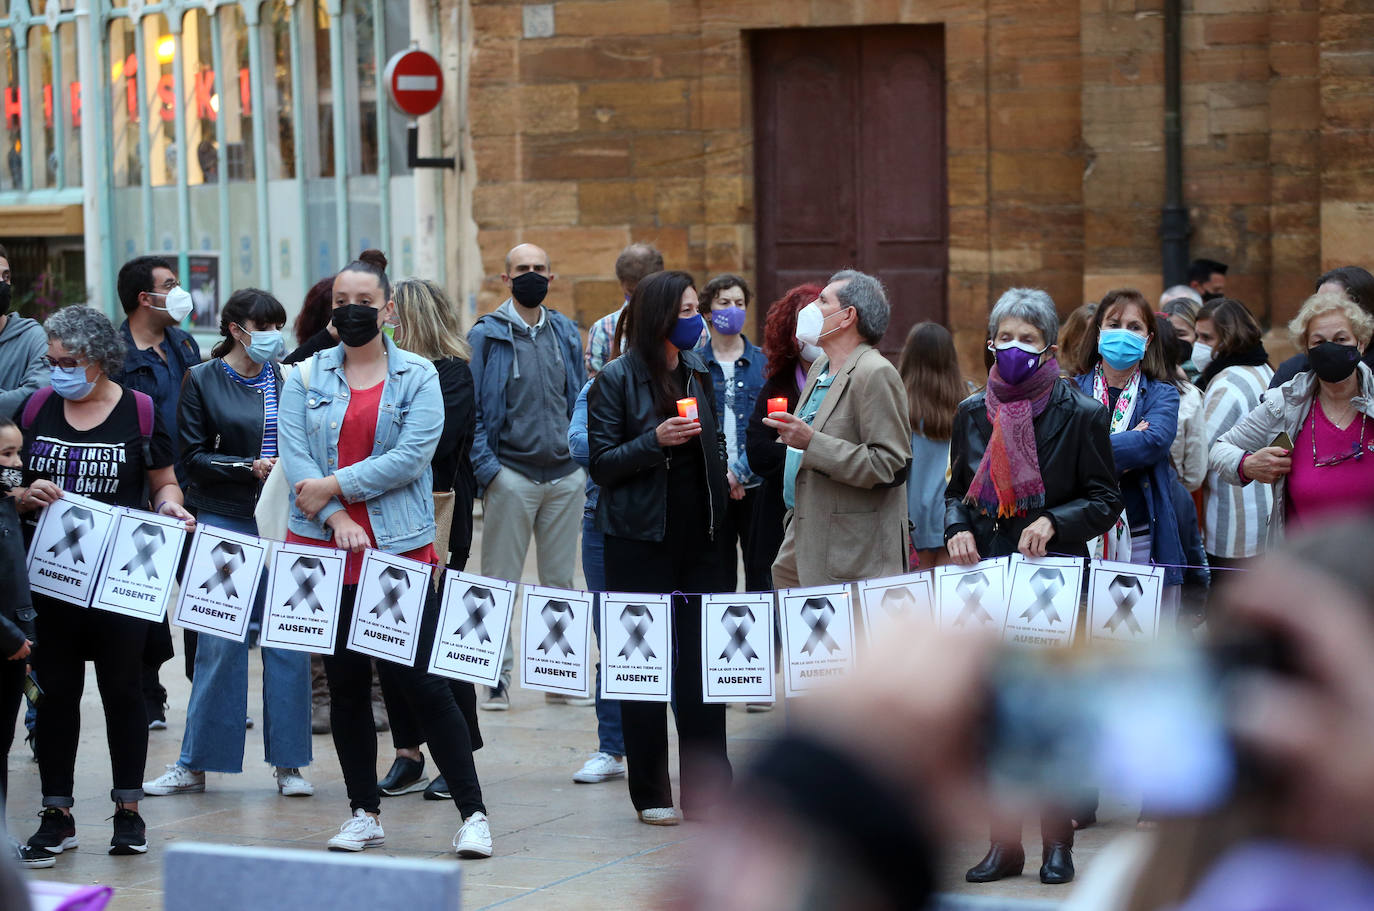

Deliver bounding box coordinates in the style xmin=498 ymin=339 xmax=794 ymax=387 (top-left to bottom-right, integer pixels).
xmin=11 ymin=305 xmax=194 ymax=867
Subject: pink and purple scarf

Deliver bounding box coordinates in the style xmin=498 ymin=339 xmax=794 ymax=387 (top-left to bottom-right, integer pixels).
xmin=964 ymin=359 xmax=1060 ymax=518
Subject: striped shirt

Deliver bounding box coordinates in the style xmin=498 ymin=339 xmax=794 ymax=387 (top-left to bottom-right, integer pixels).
xmin=1201 ymin=364 xmax=1274 ymax=558
xmin=220 ymin=360 xmax=279 ymax=459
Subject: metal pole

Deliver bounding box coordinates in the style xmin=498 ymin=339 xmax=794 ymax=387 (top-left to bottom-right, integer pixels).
xmin=15 ymin=24 xmax=30 ymax=192
xmin=133 ymin=14 xmax=153 ymax=253
xmin=245 ymin=0 xmax=271 ymax=288
xmin=50 ymin=23 xmax=65 ymax=189
xmin=1159 ymin=0 xmax=1190 ymax=288
xmin=328 ymin=0 xmax=347 ymax=264
xmin=75 ymin=0 xmax=113 ymax=311
xmin=371 ymin=0 xmax=389 ymax=263
xmin=210 ymin=7 xmax=230 ymax=289
xmin=170 ymin=10 xmax=190 ymax=280
xmin=286 ymin=0 xmax=307 ymax=282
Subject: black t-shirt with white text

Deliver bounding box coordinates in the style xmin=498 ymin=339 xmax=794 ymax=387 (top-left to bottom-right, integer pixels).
xmin=21 ymin=387 xmax=175 ymax=510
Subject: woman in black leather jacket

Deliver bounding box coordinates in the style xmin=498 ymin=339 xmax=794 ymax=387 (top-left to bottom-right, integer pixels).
xmin=946 ymin=288 xmax=1121 ymax=889
xmin=146 ymin=289 xmax=315 ymax=800
xmin=587 ymin=270 xmax=731 ymax=826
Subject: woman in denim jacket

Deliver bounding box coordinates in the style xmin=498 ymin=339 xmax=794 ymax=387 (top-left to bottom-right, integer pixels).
xmin=278 ymin=251 xmax=493 ymax=859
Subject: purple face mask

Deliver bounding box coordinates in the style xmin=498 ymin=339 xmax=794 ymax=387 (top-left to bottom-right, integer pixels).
xmin=710 ymin=306 xmax=747 ymax=335
xmin=993 ymin=342 xmax=1045 ymax=385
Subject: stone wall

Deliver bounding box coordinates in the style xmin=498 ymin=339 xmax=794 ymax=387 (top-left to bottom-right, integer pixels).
xmin=454 ymin=0 xmax=1374 ymax=373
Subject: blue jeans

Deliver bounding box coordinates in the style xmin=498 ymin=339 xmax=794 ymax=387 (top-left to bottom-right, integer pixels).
xmin=583 ymin=513 xmax=624 ymax=757
xmin=177 ymin=511 xmax=312 ymax=772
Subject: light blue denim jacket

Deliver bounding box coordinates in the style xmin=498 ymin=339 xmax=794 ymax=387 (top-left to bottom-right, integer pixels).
xmin=278 ymin=335 xmax=443 ymax=553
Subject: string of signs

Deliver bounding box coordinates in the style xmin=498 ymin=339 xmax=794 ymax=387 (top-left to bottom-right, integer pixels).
xmin=28 ymin=492 xmax=1166 ymax=705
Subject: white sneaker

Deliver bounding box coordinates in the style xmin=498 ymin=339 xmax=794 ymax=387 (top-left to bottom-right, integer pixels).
xmin=274 ymin=767 xmax=314 ymax=797
xmin=143 ymin=764 xmax=205 ymax=796
xmin=637 ymin=807 xmax=679 ymax=826
xmin=566 ymin=694 xmax=596 ymax=707
xmin=327 ymin=809 xmax=385 ymax=852
xmin=453 ymin=811 xmax=492 ymax=858
xmin=572 ymin=752 xmax=626 ymax=784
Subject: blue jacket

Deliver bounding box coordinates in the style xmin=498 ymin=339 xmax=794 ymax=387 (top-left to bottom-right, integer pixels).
xmin=278 ymin=335 xmax=443 ymax=553
xmin=1073 ymin=372 xmax=1185 ymax=586
xmin=568 ymin=379 xmax=599 ymax=513
xmin=700 ymin=335 xmax=766 ymax=485
xmin=467 ymin=302 xmax=584 ymax=490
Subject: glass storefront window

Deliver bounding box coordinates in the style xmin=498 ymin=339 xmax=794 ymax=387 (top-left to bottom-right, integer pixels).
xmin=182 ymin=9 xmax=212 ymax=186
xmin=58 ymin=22 xmax=78 ymax=186
xmin=108 ymin=17 xmax=140 ymax=188
xmin=349 ymin=0 xmax=377 ymax=176
xmin=314 ymin=0 xmax=332 ymax=178
xmin=28 ymin=25 xmax=52 ymax=188
xmin=0 ymin=27 xmax=18 ymax=191
xmin=143 ymin=13 xmax=174 ymax=188
xmin=218 ymin=3 xmax=254 ymax=182
xmin=265 ymin=0 xmax=294 ymax=179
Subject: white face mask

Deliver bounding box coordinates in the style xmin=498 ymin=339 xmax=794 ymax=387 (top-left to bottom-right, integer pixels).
xmin=1191 ymin=341 xmax=1214 ymax=372
xmin=150 ymin=286 xmax=194 ymax=322
xmin=795 ymin=301 xmax=845 ymax=348
xmin=800 ymin=342 xmax=825 ymax=364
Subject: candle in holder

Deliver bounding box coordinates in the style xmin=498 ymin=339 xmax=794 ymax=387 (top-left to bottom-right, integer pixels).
xmin=767 ymin=396 xmax=788 ymax=416
xmin=676 ymin=397 xmax=698 ymax=421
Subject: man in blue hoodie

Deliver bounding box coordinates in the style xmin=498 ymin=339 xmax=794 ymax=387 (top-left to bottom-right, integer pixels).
xmin=468 ymin=243 xmax=586 ymax=711
xmin=0 ymin=247 xmax=50 ymax=419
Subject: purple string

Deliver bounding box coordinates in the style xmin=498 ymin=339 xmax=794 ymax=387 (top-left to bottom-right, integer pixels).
xmin=1045 ymin=551 xmax=1248 ymax=572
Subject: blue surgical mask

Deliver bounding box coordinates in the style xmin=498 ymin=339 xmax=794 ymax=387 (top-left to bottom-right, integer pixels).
xmin=242 ymin=328 xmax=285 ymax=365
xmin=668 ymin=313 xmax=705 ymax=351
xmin=51 ymin=364 xmax=97 ymax=400
xmin=1098 ymin=328 xmax=1148 ymax=371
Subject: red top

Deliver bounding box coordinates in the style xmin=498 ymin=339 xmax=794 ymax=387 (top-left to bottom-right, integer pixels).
xmin=288 ymin=380 xmax=437 ymax=584
xmin=1286 ymin=400 xmax=1374 ymax=529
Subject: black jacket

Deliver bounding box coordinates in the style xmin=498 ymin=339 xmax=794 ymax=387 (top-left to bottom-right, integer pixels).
xmin=433 ymin=356 xmax=477 ymax=569
xmin=944 ymin=379 xmax=1122 ymax=558
xmin=179 ymin=358 xmax=283 ymax=518
xmin=0 ymin=498 xmax=34 ymax=654
xmin=588 ymin=348 xmax=728 ymax=543
xmin=283 ymin=328 xmax=336 ymax=366
xmin=743 ymin=372 xmax=802 ymax=577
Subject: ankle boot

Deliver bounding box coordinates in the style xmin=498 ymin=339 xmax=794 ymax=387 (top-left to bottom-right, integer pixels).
xmin=1040 ymin=841 xmax=1074 ymax=884
xmin=966 ymin=842 xmax=1025 ymax=882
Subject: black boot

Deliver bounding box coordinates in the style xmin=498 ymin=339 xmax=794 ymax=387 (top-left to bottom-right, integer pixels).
xmin=965 ymin=842 xmax=1025 ymax=882
xmin=1040 ymin=841 xmax=1074 ymax=884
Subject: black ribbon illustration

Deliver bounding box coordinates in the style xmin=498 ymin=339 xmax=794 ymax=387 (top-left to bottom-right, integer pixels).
xmin=47 ymin=505 xmax=94 ymax=564
xmin=455 ymin=586 xmax=494 ymax=644
xmin=880 ymin=586 xmax=917 ymax=619
xmin=800 ymin=597 xmax=839 ymax=655
xmin=368 ymin=566 xmax=410 ymax=624
xmin=1018 ymin=568 xmax=1065 ymax=624
xmin=1104 ymin=575 xmax=1145 ymax=634
xmin=617 ymin=604 xmax=656 ymax=661
xmin=119 ymin=522 xmax=165 ymax=579
xmin=284 ymin=556 xmax=326 ymax=613
xmin=719 ymin=604 xmax=759 ymax=663
xmin=537 ymin=599 xmax=576 ymax=656
xmin=953 ymin=573 xmax=993 ymax=627
xmin=198 ymin=541 xmax=245 ymax=599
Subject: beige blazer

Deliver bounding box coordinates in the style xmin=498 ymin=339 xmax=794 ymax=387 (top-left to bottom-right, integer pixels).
xmin=772 ymin=343 xmax=913 ymax=588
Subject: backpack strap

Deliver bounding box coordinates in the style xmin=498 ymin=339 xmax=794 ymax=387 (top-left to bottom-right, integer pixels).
xmin=20 ymin=386 xmax=55 ymax=430
xmin=130 ymin=389 xmax=155 ymax=465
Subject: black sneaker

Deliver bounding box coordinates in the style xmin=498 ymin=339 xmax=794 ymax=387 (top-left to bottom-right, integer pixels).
xmin=109 ymin=807 xmax=147 ymax=855
xmin=27 ymin=808 xmax=77 ymax=855
xmin=146 ymin=697 xmax=167 ymax=731
xmin=423 ymin=776 xmax=450 ymax=801
xmin=378 ymin=755 xmax=429 ymax=796
xmin=15 ymin=842 xmax=55 ymax=869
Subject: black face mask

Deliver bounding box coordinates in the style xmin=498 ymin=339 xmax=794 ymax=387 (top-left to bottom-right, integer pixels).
xmin=0 ymin=467 xmax=20 ymax=492
xmin=0 ymin=282 xmax=11 ymax=314
xmin=331 ymin=304 xmax=381 ymax=348
xmin=510 ymin=272 xmax=549 ymax=308
xmin=1308 ymin=341 xmax=1362 ymax=383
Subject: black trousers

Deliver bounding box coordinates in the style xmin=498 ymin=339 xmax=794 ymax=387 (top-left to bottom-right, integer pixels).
xmin=719 ymin=489 xmax=772 ymax=593
xmin=33 ymin=594 xmax=149 ymax=806
xmin=0 ymin=659 xmax=25 ymax=811
xmin=384 ymin=673 xmax=483 ymax=753
xmin=324 ymin=585 xmax=485 ymax=818
xmin=604 ymin=531 xmax=732 ymax=813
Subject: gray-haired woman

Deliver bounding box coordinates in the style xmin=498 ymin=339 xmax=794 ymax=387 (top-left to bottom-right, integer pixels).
xmin=10 ymin=305 xmax=194 ymax=867
xmin=944 ymin=288 xmax=1121 ymax=887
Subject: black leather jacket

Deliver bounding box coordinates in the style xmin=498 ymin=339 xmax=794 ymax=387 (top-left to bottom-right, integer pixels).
xmin=0 ymin=499 xmax=35 ymax=654
xmin=944 ymin=379 xmax=1122 ymax=558
xmin=588 ymin=348 xmax=728 ymax=543
xmin=179 ymin=358 xmax=282 ymax=518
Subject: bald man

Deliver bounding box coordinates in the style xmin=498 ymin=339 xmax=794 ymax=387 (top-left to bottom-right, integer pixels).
xmin=467 ymin=244 xmax=587 ymax=710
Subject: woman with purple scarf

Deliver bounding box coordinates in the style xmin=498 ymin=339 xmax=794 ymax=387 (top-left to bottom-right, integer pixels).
xmin=945 ymin=288 xmax=1122 ymax=886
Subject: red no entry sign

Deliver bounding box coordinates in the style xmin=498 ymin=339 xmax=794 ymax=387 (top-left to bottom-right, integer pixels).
xmin=385 ymin=49 xmax=444 ymax=118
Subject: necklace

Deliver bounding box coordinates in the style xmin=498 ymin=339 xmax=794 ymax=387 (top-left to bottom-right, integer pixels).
xmin=1311 ymin=403 xmax=1366 ymax=468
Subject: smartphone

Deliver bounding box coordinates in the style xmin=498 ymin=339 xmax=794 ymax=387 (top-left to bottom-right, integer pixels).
xmin=984 ymin=645 xmax=1237 ymax=816
xmin=1271 ymin=432 xmax=1294 ymax=452
xmin=22 ymin=671 xmax=42 ymax=707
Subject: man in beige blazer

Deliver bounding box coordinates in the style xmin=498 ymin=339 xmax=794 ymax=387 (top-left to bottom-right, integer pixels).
xmin=764 ymin=270 xmax=912 ymax=588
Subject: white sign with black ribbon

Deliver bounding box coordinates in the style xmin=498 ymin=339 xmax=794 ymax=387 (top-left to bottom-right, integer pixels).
xmin=89 ymin=508 xmax=188 ymax=621
xmin=1004 ymin=555 xmax=1084 ymax=649
xmin=1087 ymin=560 xmax=1164 ymax=644
xmin=701 ymin=592 xmax=775 ymax=704
xmin=778 ymin=584 xmax=855 ymax=698
xmin=520 ymin=585 xmax=594 ymax=698
xmin=27 ymin=492 xmax=119 ymax=607
xmin=935 ymin=559 xmax=1010 ymax=632
xmin=600 ymin=593 xmax=673 ymax=703
xmin=857 ymin=571 xmax=936 ymax=647
xmin=173 ymin=524 xmax=269 ymax=642
xmin=429 ymin=571 xmax=516 ymax=688
xmin=260 ymin=542 xmax=346 ymax=655
xmin=346 ymin=550 xmax=431 ymax=664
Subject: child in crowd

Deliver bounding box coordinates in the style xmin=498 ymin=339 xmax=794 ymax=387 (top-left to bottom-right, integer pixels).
xmin=0 ymin=417 xmax=38 ymax=859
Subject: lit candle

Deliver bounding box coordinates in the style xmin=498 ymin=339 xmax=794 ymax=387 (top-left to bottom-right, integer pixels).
xmin=676 ymin=397 xmax=698 ymax=421
xmin=767 ymin=396 xmax=788 ymax=416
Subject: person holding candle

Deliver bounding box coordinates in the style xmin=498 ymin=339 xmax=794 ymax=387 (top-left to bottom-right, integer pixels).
xmin=587 ymin=269 xmax=731 ymax=825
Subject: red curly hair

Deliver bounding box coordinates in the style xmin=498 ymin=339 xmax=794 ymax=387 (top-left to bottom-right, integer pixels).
xmin=294 ymin=276 xmax=335 ymax=346
xmin=763 ymin=282 xmax=824 ymax=383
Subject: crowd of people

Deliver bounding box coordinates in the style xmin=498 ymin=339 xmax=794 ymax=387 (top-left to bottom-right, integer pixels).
xmin=0 ymin=236 xmax=1371 ymax=908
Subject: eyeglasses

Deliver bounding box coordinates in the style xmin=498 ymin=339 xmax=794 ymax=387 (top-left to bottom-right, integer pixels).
xmin=41 ymin=355 xmax=88 ymax=370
